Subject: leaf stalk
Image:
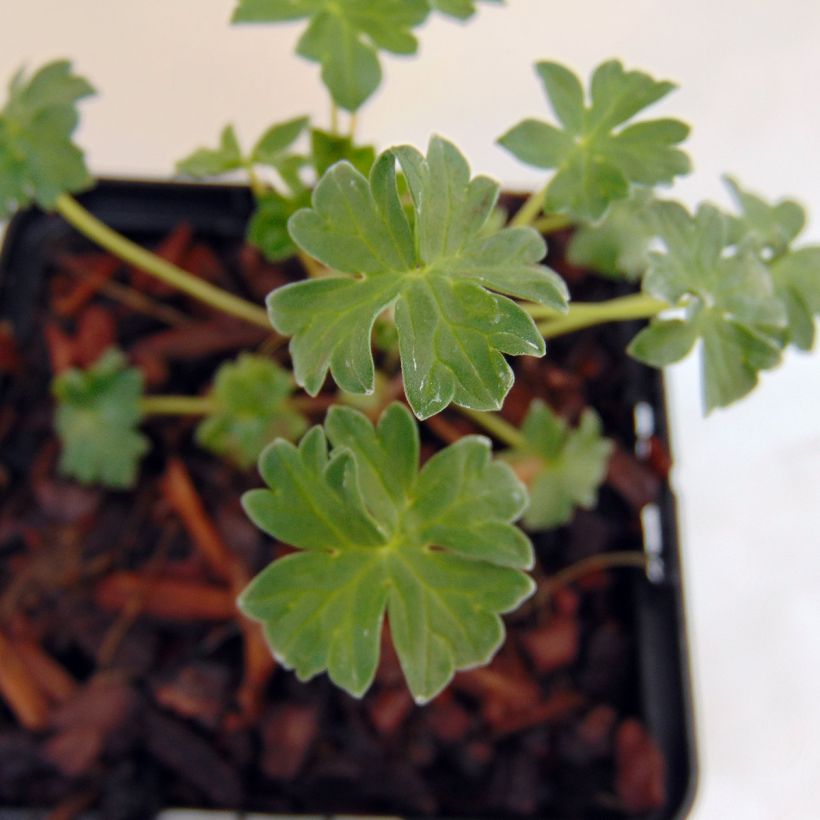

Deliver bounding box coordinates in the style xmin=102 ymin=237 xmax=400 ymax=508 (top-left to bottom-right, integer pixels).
xmin=54 ymin=193 xmax=271 ymax=330
xmin=534 ymin=293 xmax=667 ymax=339
xmin=140 ymin=395 xmax=215 ymax=416
xmin=456 ymin=407 xmax=525 ymax=450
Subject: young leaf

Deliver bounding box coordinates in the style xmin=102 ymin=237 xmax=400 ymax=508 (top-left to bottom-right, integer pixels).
xmin=629 ymin=202 xmax=787 ymax=411
xmin=498 ymin=60 xmax=691 ymax=221
xmin=232 ymin=0 xmax=431 ymax=112
xmin=504 ymin=401 xmax=612 ymax=530
xmin=567 ymin=190 xmax=659 ymax=280
xmin=52 ymin=349 xmax=149 ymax=489
xmin=239 ymin=402 xmax=533 ymax=702
xmin=176 ymin=125 xmax=244 ymax=178
xmin=0 ymin=60 xmax=94 ymax=216
xmin=311 ymin=127 xmax=376 ymax=177
xmin=270 ymin=135 xmax=568 ymax=418
xmin=195 ymin=354 xmax=308 ymax=469
xmin=251 ymin=115 xmax=310 ymax=169
xmin=247 ymin=188 xmax=311 ymax=261
xmin=724 ymin=175 xmax=805 ymax=258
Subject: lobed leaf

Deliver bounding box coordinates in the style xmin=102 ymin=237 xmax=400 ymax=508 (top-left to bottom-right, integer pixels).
xmin=630 ymin=201 xmax=788 ymax=411
xmin=498 ymin=59 xmax=691 ymax=221
xmin=271 ymin=135 xmax=568 ymax=419
xmin=430 ymin=0 xmax=503 ymax=20
xmin=769 ymin=246 xmax=820 ymax=351
xmin=232 ymin=0 xmax=431 ymax=111
xmin=503 ymin=401 xmax=612 ymax=531
xmin=239 ymin=402 xmax=534 ymax=702
xmin=0 ymin=60 xmax=94 ymax=216
xmin=52 ymin=349 xmax=148 ymax=489
xmin=195 ymin=354 xmax=308 ymax=469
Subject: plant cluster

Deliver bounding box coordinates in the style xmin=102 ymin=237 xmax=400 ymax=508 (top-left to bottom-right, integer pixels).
xmin=1 ymin=1 xmax=818 ymax=703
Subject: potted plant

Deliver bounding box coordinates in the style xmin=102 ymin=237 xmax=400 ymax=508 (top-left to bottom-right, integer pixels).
xmin=0 ymin=2 xmax=817 ymax=818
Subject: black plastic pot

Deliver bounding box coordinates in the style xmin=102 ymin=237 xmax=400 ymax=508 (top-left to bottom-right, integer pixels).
xmin=0 ymin=180 xmax=697 ymax=819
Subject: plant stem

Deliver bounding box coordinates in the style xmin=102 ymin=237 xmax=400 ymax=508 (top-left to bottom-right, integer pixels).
xmin=330 ymin=102 xmax=340 ymax=135
xmin=535 ymin=293 xmax=667 ymax=339
xmin=348 ymin=112 xmax=358 ymax=141
xmin=509 ymin=184 xmax=549 ymax=228
xmin=246 ymin=166 xmax=267 ymax=200
xmin=456 ymin=407 xmax=525 ymax=449
xmin=532 ymin=213 xmax=572 ymax=234
xmin=541 ymin=550 xmax=648 ymax=600
xmin=140 ymin=395 xmax=215 ymax=416
xmin=54 ymin=193 xmax=271 ymax=330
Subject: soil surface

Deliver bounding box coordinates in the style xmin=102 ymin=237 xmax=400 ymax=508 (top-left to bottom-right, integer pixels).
xmin=0 ymin=189 xmax=679 ymax=818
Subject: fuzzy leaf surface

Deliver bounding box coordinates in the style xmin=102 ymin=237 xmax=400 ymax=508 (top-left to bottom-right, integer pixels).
xmin=232 ymin=0 xmax=430 ymax=111
xmin=505 ymin=401 xmax=612 ymax=530
xmin=52 ymin=349 xmax=148 ymax=489
xmin=0 ymin=60 xmax=94 ymax=216
xmin=271 ymin=135 xmax=567 ymax=418
xmin=630 ymin=202 xmax=787 ymax=410
xmin=239 ymin=402 xmax=534 ymax=702
xmin=196 ymin=354 xmax=308 ymax=469
xmin=498 ymin=60 xmax=690 ymax=221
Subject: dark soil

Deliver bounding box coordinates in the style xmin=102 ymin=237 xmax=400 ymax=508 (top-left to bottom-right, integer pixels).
xmin=0 ymin=184 xmax=689 ymax=819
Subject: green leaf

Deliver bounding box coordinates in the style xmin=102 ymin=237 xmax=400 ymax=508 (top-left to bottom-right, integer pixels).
xmin=247 ymin=188 xmax=311 ymax=261
xmin=311 ymin=127 xmax=376 ymax=177
xmin=271 ymin=136 xmax=568 ymax=418
xmin=769 ymin=246 xmax=820 ymax=350
xmin=239 ymin=402 xmax=533 ymax=702
xmin=635 ymin=201 xmax=787 ymax=411
xmin=0 ymin=60 xmax=94 ymax=216
xmin=504 ymin=401 xmax=612 ymax=531
xmin=233 ymin=0 xmax=431 ymax=111
xmin=176 ymin=124 xmax=244 ymax=178
xmin=195 ymin=354 xmax=308 ymax=469
xmin=52 ymin=349 xmax=149 ymax=489
xmin=567 ymin=190 xmax=658 ymax=279
xmin=498 ymin=59 xmax=691 ymax=221
xmin=627 ymin=318 xmax=699 ymax=366
xmin=251 ymin=115 xmax=310 ymax=167
xmin=724 ymin=175 xmax=805 ymax=257
xmin=429 ymin=0 xmax=503 ymax=20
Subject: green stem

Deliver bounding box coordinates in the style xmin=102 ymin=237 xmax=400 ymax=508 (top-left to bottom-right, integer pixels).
xmin=533 ymin=293 xmax=667 ymax=339
xmin=509 ymin=184 xmax=549 ymax=228
xmin=456 ymin=407 xmax=525 ymax=449
xmin=532 ymin=213 xmax=572 ymax=234
xmin=348 ymin=112 xmax=358 ymax=141
xmin=140 ymin=395 xmax=215 ymax=416
xmin=246 ymin=165 xmax=267 ymax=200
xmin=55 ymin=193 xmax=271 ymax=330
xmin=330 ymin=102 xmax=340 ymax=136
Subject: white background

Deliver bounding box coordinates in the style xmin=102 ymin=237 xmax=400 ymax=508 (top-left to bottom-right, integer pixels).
xmin=1 ymin=2 xmax=819 ymax=818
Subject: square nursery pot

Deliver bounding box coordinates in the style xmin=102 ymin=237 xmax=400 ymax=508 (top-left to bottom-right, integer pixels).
xmin=0 ymin=180 xmax=696 ymax=819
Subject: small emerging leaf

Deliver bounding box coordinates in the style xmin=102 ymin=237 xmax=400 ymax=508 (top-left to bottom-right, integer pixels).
xmin=247 ymin=188 xmax=311 ymax=261
xmin=498 ymin=59 xmax=690 ymax=221
xmin=311 ymin=127 xmax=376 ymax=177
xmin=0 ymin=60 xmax=94 ymax=216
xmin=504 ymin=401 xmax=612 ymax=530
xmin=270 ymin=136 xmax=568 ymax=418
xmin=196 ymin=354 xmax=308 ymax=469
xmin=52 ymin=349 xmax=148 ymax=489
xmin=176 ymin=125 xmax=243 ymax=178
xmin=240 ymin=403 xmax=534 ymax=702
